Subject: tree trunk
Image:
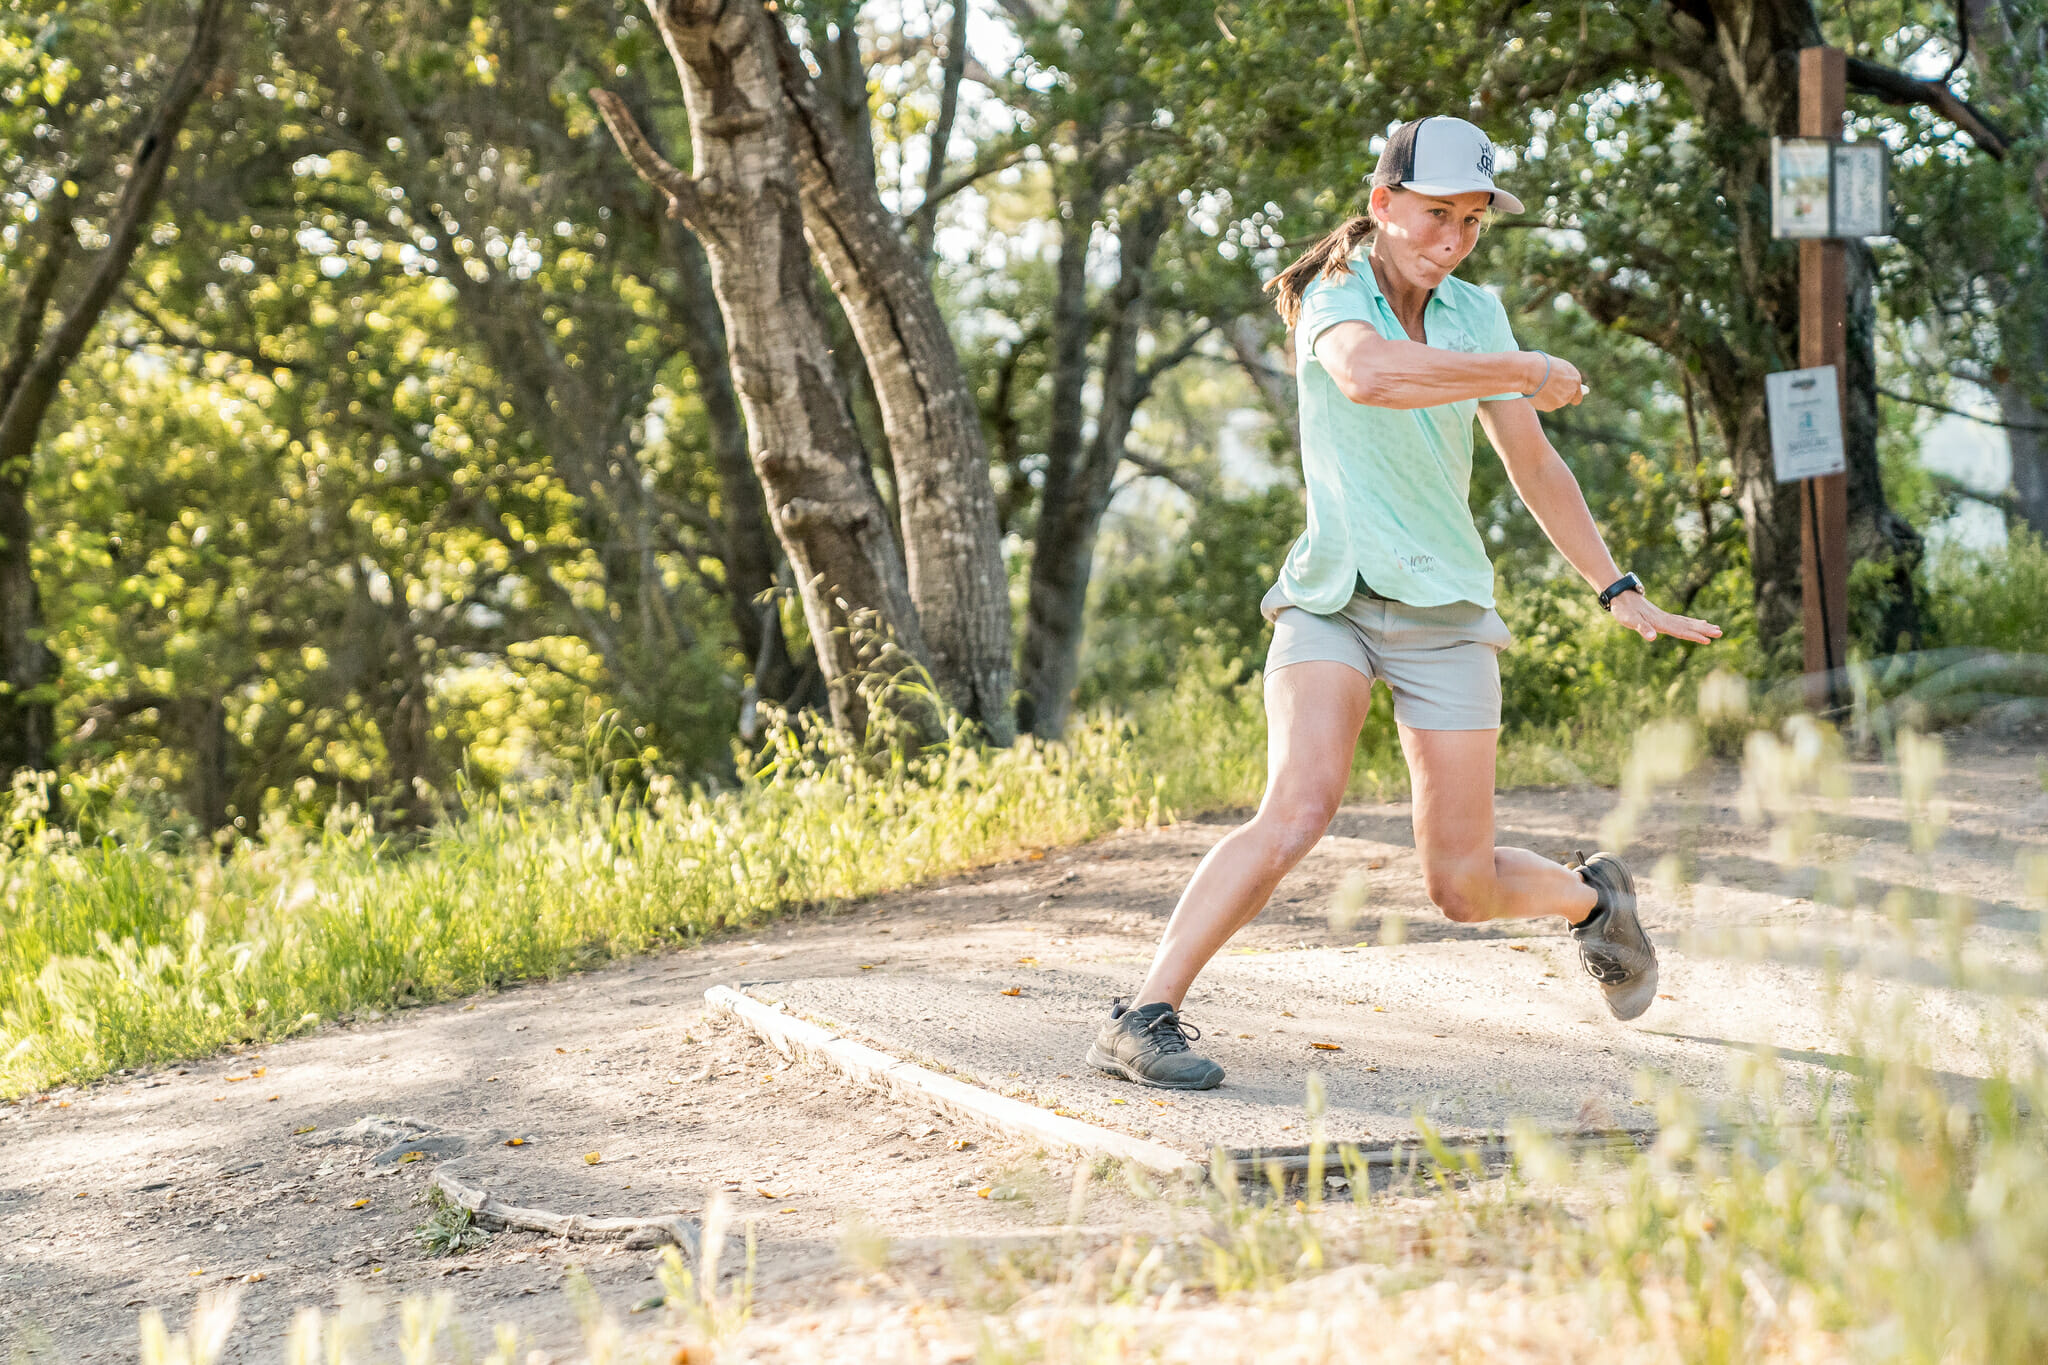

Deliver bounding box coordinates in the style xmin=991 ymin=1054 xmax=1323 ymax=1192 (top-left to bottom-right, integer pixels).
xmin=770 ymin=22 xmax=1018 ymax=743
xmin=1016 ymin=155 xmax=1105 ymax=738
xmin=1965 ymin=0 xmax=2048 ymax=537
xmin=1227 ymin=315 xmax=1299 ymax=449
xmin=662 ymin=216 xmax=799 ymax=698
xmin=180 ymin=694 xmax=232 ymax=837
xmin=1019 ymin=200 xmax=1168 ymax=737
xmin=2001 ymin=376 xmax=2048 ymax=536
xmin=1844 ymin=238 xmax=1923 ymax=651
xmin=594 ymin=2 xmax=925 ymax=736
xmin=0 ymin=0 xmax=230 ymax=789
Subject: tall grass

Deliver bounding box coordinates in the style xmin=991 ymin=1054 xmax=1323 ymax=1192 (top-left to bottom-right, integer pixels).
xmin=0 ymin=665 xmax=1269 ymax=1098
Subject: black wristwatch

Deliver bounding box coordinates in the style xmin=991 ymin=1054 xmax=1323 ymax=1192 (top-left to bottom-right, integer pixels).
xmin=1598 ymin=572 xmax=1643 ymax=611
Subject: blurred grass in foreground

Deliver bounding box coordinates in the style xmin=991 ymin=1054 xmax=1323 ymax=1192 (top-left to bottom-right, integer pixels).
xmin=122 ymin=662 xmax=2048 ymax=1362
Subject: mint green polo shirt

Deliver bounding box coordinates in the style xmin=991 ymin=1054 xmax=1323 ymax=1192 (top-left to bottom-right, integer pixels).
xmin=1277 ymin=247 xmax=1522 ymax=612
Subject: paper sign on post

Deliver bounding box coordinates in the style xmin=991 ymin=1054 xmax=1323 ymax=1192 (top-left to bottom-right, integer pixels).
xmin=1771 ymin=138 xmax=1833 ymax=238
xmin=1830 ymin=142 xmax=1889 ymax=237
xmin=1765 ymin=366 xmax=1847 ymax=482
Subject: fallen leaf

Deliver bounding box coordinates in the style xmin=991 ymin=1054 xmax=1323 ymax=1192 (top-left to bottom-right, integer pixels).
xmin=1366 ymin=1066 xmax=1381 ymax=1073
xmin=243 ymin=1272 xmax=266 ymax=1283
xmin=1310 ymin=1042 xmax=1343 ymax=1051
xmin=253 ymin=1067 xmax=267 ymax=1077
xmin=265 ymin=1095 xmax=279 ymax=1102
xmin=555 ymin=1047 xmax=567 ymax=1054
xmin=858 ymin=964 xmax=876 ymax=971
xmin=74 ymin=1191 xmax=87 ymax=1199
xmin=1658 ymin=993 xmax=1675 ymax=1000
xmin=504 ymin=1138 xmax=525 ymax=1147
xmin=584 ymin=1152 xmax=602 ymax=1165
xmin=226 ymin=1075 xmax=247 ymax=1083
xmin=977 ymin=1185 xmax=993 ymax=1198
xmin=777 ymin=1207 xmax=797 ymax=1214
xmin=950 ymin=1138 xmax=972 ymax=1149
xmin=56 ymin=1100 xmax=71 ymax=1108
xmin=1028 ymin=851 xmax=1045 ymax=861
xmin=757 ymin=1188 xmax=778 ymax=1199
xmin=1109 ymin=1098 xmax=1128 ymax=1105
xmin=1000 ymin=987 xmax=1022 ymax=997
xmin=398 ymin=1151 xmax=425 ymax=1165
xmin=485 ymin=1076 xmax=499 ymax=1083
xmin=1280 ymin=1010 xmax=1295 ymax=1017
xmin=1372 ymin=1006 xmax=1387 ymax=1013
xmin=1509 ymin=944 xmax=1532 ymax=953
xmin=349 ymin=1198 xmax=369 ymax=1209
xmin=1016 ymin=957 xmax=1039 ymax=966
xmin=293 ymin=1125 xmax=316 ymax=1136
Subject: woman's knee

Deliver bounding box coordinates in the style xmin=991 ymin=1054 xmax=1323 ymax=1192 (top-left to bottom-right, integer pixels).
xmin=1424 ymin=862 xmax=1497 ymax=924
xmin=1248 ymin=802 xmax=1339 ymax=868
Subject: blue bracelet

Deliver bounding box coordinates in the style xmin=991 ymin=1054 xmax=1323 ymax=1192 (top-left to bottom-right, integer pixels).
xmin=1521 ymin=351 xmax=1551 ymax=399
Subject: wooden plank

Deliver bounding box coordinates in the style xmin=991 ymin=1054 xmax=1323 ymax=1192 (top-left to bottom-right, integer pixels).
xmin=706 ymin=985 xmax=1205 ymax=1181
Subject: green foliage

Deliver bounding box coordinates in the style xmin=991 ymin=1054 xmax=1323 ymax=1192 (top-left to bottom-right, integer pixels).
xmin=1081 ymin=485 xmax=1297 ymax=704
xmin=0 ymin=667 xmax=1271 ymax=1096
xmin=1927 ymin=530 xmax=2048 ymax=656
xmin=413 ymin=1188 xmax=489 ymax=1258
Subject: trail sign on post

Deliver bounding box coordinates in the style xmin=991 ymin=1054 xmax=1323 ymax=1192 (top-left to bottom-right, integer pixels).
xmin=1765 ymin=48 xmax=1889 ymax=711
xmin=1770 ymin=138 xmax=1892 ymax=239
xmin=1765 ymin=367 xmax=1847 ymax=482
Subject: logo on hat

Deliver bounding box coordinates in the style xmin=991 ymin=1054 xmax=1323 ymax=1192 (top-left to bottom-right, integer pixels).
xmin=1477 ymin=143 xmax=1496 ymax=177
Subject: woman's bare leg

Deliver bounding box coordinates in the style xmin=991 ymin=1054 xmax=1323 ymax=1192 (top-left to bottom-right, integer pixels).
xmin=1398 ymin=725 xmax=1597 ymax=924
xmin=1133 ymin=661 xmax=1373 ymax=1010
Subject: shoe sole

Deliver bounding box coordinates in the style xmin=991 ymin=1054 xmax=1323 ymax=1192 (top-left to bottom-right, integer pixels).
xmin=1085 ymin=1044 xmax=1223 ymax=1090
xmin=1579 ymin=854 xmax=1657 ymax=1021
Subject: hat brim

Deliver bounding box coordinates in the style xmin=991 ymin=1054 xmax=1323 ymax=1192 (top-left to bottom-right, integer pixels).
xmin=1402 ymin=179 xmax=1526 ymax=216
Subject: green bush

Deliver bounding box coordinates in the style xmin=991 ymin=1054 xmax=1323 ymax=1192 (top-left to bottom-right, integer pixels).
xmin=1928 ymin=529 xmax=2048 ymax=655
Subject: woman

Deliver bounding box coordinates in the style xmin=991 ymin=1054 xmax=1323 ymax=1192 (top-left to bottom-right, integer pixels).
xmin=1088 ymin=115 xmax=1722 ymax=1090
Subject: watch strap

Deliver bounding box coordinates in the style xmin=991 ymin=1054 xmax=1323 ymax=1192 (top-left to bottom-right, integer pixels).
xmin=1598 ymin=572 xmax=1642 ymax=611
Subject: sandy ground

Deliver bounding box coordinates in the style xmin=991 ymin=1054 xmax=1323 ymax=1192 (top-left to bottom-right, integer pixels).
xmin=1 ymin=726 xmax=2042 ymax=1361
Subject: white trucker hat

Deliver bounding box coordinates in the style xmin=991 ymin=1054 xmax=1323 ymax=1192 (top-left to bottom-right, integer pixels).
xmin=1371 ymin=116 xmax=1524 ymax=215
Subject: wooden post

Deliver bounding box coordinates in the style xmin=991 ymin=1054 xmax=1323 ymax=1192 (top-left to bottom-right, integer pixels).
xmin=1798 ymin=47 xmax=1851 ymax=709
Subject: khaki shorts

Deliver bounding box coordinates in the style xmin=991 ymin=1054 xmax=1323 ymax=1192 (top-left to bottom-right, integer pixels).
xmin=1261 ymin=582 xmax=1512 ymax=731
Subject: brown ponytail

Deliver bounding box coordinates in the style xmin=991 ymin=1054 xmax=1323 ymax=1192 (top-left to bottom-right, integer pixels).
xmin=1264 ymin=214 xmax=1379 ymax=327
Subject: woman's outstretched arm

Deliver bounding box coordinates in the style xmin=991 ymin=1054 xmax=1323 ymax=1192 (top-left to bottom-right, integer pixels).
xmin=1477 ymin=397 xmax=1724 ymax=645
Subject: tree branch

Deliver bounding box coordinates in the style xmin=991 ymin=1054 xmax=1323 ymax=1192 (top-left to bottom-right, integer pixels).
xmin=910 ymin=136 xmax=1033 ymax=214
xmin=0 ymin=0 xmax=231 ymax=460
xmin=1878 ymin=384 xmax=2048 ymax=432
xmin=908 ymin=0 xmax=971 ymax=262
xmin=1845 ymin=56 xmax=2009 ymax=158
xmin=590 ymin=89 xmax=703 ymax=224
xmin=1116 ymin=448 xmax=1202 ymax=496
xmin=121 ymin=289 xmax=303 ymax=373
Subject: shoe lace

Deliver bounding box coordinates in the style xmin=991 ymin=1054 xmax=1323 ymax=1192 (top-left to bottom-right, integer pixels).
xmin=1141 ymin=1009 xmax=1201 ymax=1054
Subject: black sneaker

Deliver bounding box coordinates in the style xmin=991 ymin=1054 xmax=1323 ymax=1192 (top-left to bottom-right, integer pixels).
xmin=1086 ymin=1000 xmax=1224 ymax=1090
xmin=1569 ymin=851 xmax=1658 ymax=1021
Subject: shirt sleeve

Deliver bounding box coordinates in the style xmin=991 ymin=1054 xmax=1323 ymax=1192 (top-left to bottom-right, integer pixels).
xmin=1296 ymin=269 xmax=1380 ymax=356
xmin=1477 ymin=292 xmax=1525 ymax=404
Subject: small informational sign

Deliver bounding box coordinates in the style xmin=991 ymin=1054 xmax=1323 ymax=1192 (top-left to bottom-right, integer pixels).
xmin=1771 ymin=138 xmax=1891 ymax=238
xmin=1765 ymin=366 xmax=1847 ymax=482
xmin=1771 ymin=138 xmax=1834 ymax=238
xmin=1831 ymin=141 xmax=1890 ymax=237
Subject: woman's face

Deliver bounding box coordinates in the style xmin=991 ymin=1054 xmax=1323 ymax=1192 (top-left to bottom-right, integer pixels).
xmin=1369 ymin=186 xmax=1493 ymax=292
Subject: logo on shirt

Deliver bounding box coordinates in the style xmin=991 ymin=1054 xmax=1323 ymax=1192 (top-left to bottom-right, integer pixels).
xmin=1396 ymin=551 xmax=1438 ymax=575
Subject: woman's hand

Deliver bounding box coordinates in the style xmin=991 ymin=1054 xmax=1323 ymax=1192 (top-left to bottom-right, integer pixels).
xmin=1524 ymin=352 xmax=1587 ymax=412
xmin=1610 ymin=591 xmax=1722 ymax=644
